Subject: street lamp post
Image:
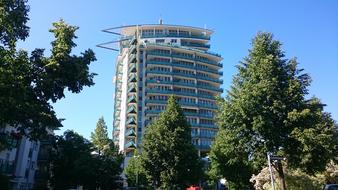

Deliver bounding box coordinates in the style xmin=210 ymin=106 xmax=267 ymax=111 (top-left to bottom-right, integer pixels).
xmin=267 ymin=152 xmax=275 ymax=190
xmin=267 ymin=152 xmax=287 ymax=190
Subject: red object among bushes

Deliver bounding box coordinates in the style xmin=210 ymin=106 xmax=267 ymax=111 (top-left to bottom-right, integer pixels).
xmin=187 ymin=185 xmax=201 ymax=190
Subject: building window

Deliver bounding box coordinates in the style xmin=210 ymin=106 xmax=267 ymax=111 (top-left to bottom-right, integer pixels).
xmin=155 ymin=39 xmax=165 ymax=43
xmin=171 ymin=39 xmax=177 ymax=43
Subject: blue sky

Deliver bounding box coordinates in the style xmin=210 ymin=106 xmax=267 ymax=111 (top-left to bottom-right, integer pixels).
xmin=18 ymin=0 xmax=338 ymax=139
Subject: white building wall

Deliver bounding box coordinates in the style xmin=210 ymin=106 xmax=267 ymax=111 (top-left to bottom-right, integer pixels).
xmin=0 ymin=127 xmax=40 ymax=190
xmin=118 ymin=51 xmax=129 ymax=152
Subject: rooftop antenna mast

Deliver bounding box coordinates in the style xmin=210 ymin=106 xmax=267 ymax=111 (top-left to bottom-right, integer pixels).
xmin=159 ymin=15 xmax=163 ymax=25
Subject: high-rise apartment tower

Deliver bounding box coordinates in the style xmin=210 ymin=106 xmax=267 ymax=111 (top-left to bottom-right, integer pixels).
xmin=102 ymin=22 xmax=223 ymax=157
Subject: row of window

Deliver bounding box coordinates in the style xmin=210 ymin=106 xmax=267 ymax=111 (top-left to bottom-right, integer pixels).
xmin=200 ymin=119 xmax=213 ymax=125
xmin=192 ymin=139 xmax=213 ymax=146
xmin=149 ymin=67 xmax=170 ymax=72
xmin=187 ymin=118 xmax=197 ymax=124
xmin=149 ymin=76 xmax=171 ymax=82
xmin=142 ymin=29 xmax=190 ymax=35
xmin=173 ymin=69 xmax=195 ymax=75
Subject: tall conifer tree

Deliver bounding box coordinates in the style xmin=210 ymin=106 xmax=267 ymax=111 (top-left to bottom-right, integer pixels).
xmin=209 ymin=32 xmax=337 ymax=189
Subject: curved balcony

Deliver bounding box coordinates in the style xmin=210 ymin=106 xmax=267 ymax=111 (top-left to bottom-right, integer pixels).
xmin=128 ymin=74 xmax=137 ymax=82
xmin=194 ymin=144 xmax=211 ymax=150
xmin=125 ymin=140 xmax=136 ymax=148
xmin=147 ymin=61 xmax=171 ymax=67
xmin=184 ymin=112 xmax=214 ymax=119
xmin=172 ymin=71 xmax=196 ymax=79
xmin=146 ymin=88 xmax=215 ymax=100
xmin=181 ymin=42 xmax=210 ymax=49
xmin=127 ymin=105 xmax=137 ymax=114
xmin=127 ymin=95 xmax=137 ymax=103
xmin=197 ymin=75 xmax=223 ymax=84
xmin=147 ymin=70 xmax=172 ymax=76
xmin=129 ymin=45 xmax=137 ymax=54
xmin=191 ymin=123 xmax=218 ymax=129
xmin=129 ymin=53 xmax=137 ymax=63
xmin=141 ymin=33 xmax=210 ymax=40
xmin=197 ymin=84 xmax=223 ymax=92
xmin=129 ymin=36 xmax=137 ymax=45
xmin=145 ymin=108 xmax=214 ymax=119
xmin=126 ymin=129 xmax=136 ymax=137
xmin=146 ymin=79 xmax=173 ymax=86
xmin=171 ymin=53 xmax=194 ymax=61
xmin=198 ymin=103 xmax=217 ymax=109
xmin=147 ymin=51 xmax=171 ymax=57
xmin=127 ymin=84 xmax=137 ymax=93
xmin=147 ymin=50 xmax=221 ymax=68
xmin=126 ymin=117 xmax=136 ymax=125
xmin=145 ymin=99 xmax=198 ymax=107
xmin=128 ymin=63 xmax=137 ymax=73
xmin=192 ymin=133 xmax=215 ymax=139
xmin=145 ymin=109 xmax=163 ymax=115
xmin=147 ymin=69 xmax=222 ymax=84
xmin=147 ymin=61 xmax=222 ymax=76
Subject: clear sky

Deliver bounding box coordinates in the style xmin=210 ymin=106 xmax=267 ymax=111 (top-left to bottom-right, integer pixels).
xmin=18 ymin=0 xmax=338 ymax=139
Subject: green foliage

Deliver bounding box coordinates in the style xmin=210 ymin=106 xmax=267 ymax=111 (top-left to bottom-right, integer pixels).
xmin=50 ymin=130 xmax=123 ymax=190
xmin=0 ymin=0 xmax=96 ymax=147
xmin=0 ymin=0 xmax=29 ymax=49
xmin=95 ymin=142 xmax=124 ymax=190
xmin=140 ymin=96 xmax=203 ymax=189
xmin=91 ymin=117 xmax=110 ymax=155
xmin=124 ymin=150 xmax=151 ymax=190
xmin=209 ymin=32 xmax=338 ymax=189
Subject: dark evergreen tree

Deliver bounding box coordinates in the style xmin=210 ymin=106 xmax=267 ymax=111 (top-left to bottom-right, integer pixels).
xmin=209 ymin=32 xmax=338 ymax=189
xmin=91 ymin=117 xmax=110 ymax=155
xmin=141 ymin=96 xmax=203 ymax=189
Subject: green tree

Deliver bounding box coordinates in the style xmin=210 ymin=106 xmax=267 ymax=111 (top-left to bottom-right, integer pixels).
xmin=0 ymin=0 xmax=96 ymax=148
xmin=95 ymin=142 xmax=124 ymax=190
xmin=124 ymin=150 xmax=151 ymax=189
xmin=51 ymin=130 xmax=123 ymax=190
xmin=51 ymin=130 xmax=96 ymax=189
xmin=91 ymin=117 xmax=110 ymax=155
xmin=209 ymin=32 xmax=338 ymax=189
xmin=141 ymin=96 xmax=203 ymax=189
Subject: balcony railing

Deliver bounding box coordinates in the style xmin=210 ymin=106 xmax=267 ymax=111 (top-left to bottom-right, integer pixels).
xmin=192 ymin=133 xmax=215 ymax=139
xmin=194 ymin=144 xmax=211 ymax=150
xmin=141 ymin=33 xmax=210 ymax=40
xmin=128 ymin=64 xmax=137 ymax=73
xmin=125 ymin=141 xmax=136 ymax=148
xmin=147 ymin=70 xmax=171 ymax=76
xmin=126 ymin=129 xmax=136 ymax=137
xmin=146 ymin=88 xmax=215 ymax=100
xmin=126 ymin=117 xmax=136 ymax=125
xmin=197 ymin=84 xmax=223 ymax=92
xmin=145 ymin=99 xmax=216 ymax=109
xmin=181 ymin=42 xmax=210 ymax=49
xmin=127 ymin=105 xmax=137 ymax=114
xmin=197 ymin=75 xmax=223 ymax=84
xmin=127 ymin=95 xmax=137 ymax=103
xmin=147 ymin=61 xmax=222 ymax=76
xmin=144 ymin=109 xmax=214 ymax=119
xmin=147 ymin=51 xmax=171 ymax=57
